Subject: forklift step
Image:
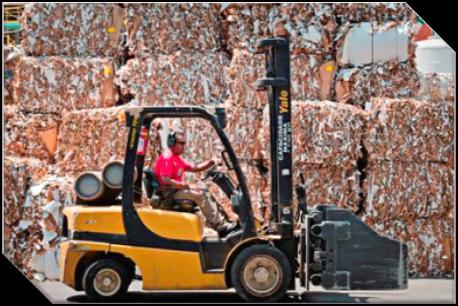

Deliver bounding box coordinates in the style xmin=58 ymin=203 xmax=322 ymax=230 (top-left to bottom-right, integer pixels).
xmin=204 ymin=268 xmax=225 ymax=274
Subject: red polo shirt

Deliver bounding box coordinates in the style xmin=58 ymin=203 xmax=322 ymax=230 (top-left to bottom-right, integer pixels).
xmin=153 ymin=150 xmax=193 ymax=186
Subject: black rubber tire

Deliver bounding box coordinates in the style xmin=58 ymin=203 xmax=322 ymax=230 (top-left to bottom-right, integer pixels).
xmin=231 ymin=244 xmax=292 ymax=302
xmin=82 ymin=259 xmax=130 ymax=301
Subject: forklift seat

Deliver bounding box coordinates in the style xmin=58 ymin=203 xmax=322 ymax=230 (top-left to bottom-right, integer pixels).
xmin=143 ymin=168 xmax=198 ymax=213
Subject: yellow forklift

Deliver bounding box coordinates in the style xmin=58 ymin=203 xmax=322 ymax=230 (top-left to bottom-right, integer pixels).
xmin=59 ymin=37 xmax=408 ymax=302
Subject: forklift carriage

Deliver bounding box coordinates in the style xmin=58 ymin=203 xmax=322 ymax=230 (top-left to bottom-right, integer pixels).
xmin=59 ymin=37 xmax=408 ymax=302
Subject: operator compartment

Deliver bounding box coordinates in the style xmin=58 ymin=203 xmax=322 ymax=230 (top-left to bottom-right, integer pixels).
xmin=63 ymin=205 xmax=203 ymax=242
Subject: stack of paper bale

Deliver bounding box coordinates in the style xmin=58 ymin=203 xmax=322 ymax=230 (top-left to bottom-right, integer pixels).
xmin=289 ymin=101 xmax=366 ymax=214
xmin=12 ymin=3 xmax=124 ymax=113
xmin=362 ymin=98 xmax=454 ymax=277
xmin=126 ymin=3 xmax=223 ymax=56
xmin=55 ymin=106 xmax=130 ymax=175
xmin=20 ymin=3 xmax=124 ymax=57
xmin=335 ymin=60 xmax=420 ymax=109
xmin=4 ymin=156 xmax=75 ymax=280
xmin=222 ymin=3 xmax=338 ymax=105
xmin=12 ymin=56 xmax=118 ymax=113
xmin=4 ymin=3 xmax=128 ymax=280
xmin=221 ymin=3 xmax=336 ymax=55
xmin=418 ymin=73 xmax=455 ymax=103
xmin=117 ymin=52 xmax=229 ymax=106
xmin=332 ymin=3 xmax=415 ymax=24
xmin=119 ymin=3 xmax=229 ymax=107
xmin=5 ymin=106 xmax=61 ymax=161
xmin=333 ymin=3 xmax=419 ymax=108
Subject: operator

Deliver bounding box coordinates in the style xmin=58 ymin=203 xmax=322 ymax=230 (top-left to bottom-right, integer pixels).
xmin=153 ymin=130 xmax=239 ymax=237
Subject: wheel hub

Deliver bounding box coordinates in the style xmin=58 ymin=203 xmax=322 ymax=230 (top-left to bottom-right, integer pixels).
xmin=254 ymin=267 xmax=269 ymax=283
xmin=93 ymin=268 xmax=121 ymax=296
xmin=241 ymin=255 xmax=283 ymax=297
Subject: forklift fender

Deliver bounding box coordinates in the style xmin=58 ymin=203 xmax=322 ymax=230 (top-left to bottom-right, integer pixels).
xmin=223 ymin=236 xmax=281 ymax=287
xmin=60 ymin=240 xmax=111 ymax=290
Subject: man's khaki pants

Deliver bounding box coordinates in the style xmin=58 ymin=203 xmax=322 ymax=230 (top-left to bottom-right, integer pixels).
xmin=173 ymin=189 xmax=226 ymax=230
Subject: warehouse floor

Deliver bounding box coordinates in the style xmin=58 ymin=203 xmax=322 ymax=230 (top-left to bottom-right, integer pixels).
xmin=34 ymin=278 xmax=455 ymax=303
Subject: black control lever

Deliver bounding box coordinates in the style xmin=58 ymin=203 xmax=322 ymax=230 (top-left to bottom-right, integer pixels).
xmin=296 ymin=173 xmax=307 ymax=214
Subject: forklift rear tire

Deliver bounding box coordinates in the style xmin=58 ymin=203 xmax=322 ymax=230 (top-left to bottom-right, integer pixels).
xmin=82 ymin=259 xmax=130 ymax=301
xmin=231 ymin=245 xmax=292 ymax=302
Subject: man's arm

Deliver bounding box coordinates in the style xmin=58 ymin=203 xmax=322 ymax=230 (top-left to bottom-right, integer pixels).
xmin=185 ymin=159 xmax=216 ymax=173
xmin=161 ymin=177 xmax=189 ymax=189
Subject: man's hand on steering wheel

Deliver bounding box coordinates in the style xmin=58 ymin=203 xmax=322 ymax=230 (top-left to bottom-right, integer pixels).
xmin=201 ymin=158 xmax=221 ymax=181
xmin=210 ymin=157 xmax=222 ymax=167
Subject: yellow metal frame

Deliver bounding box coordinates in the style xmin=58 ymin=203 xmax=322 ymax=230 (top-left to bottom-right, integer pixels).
xmin=60 ymin=205 xmax=279 ymax=291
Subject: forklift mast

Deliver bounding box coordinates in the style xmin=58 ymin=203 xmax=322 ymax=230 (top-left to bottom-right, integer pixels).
xmin=254 ymin=37 xmax=408 ymax=292
xmin=255 ymin=37 xmax=293 ymax=238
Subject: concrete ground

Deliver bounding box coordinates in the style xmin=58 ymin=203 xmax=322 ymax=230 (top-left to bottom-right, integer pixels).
xmin=34 ymin=278 xmax=455 ymax=303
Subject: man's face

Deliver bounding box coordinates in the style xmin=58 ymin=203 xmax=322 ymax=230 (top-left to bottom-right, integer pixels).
xmin=171 ymin=133 xmax=186 ymax=155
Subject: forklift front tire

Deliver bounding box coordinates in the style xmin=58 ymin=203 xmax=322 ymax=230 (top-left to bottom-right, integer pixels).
xmin=231 ymin=245 xmax=292 ymax=302
xmin=82 ymin=259 xmax=130 ymax=301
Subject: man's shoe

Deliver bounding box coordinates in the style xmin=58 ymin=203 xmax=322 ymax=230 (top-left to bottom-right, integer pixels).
xmin=216 ymin=222 xmax=239 ymax=238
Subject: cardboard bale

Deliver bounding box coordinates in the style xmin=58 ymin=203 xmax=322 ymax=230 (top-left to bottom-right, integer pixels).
xmin=55 ymin=106 xmax=129 ymax=175
xmin=226 ymin=49 xmax=325 ymax=108
xmin=259 ymin=101 xmax=367 ymax=168
xmin=364 ymin=99 xmax=454 ymax=164
xmin=362 ymin=161 xmax=454 ymax=277
xmin=4 ymin=156 xmax=45 ymax=259
xmin=118 ymin=52 xmax=229 ymax=106
xmin=126 ymin=3 xmax=223 ymax=56
xmin=332 ymin=3 xmax=415 ymax=24
xmin=363 ymin=161 xmax=453 ymax=222
xmin=256 ymin=161 xmax=363 ymax=221
xmin=335 ymin=61 xmax=420 ymax=108
xmin=292 ymin=101 xmax=366 ymax=168
xmin=5 ymin=105 xmax=61 ymax=160
xmin=12 ymin=56 xmax=118 ymax=113
xmin=297 ymin=163 xmax=362 ymax=212
xmin=4 ymin=156 xmax=74 ymax=280
xmin=226 ymin=107 xmax=265 ymax=161
xmin=21 ymin=3 xmax=125 ymax=57
xmin=418 ymin=73 xmax=455 ymax=103
xmin=222 ymin=3 xmax=336 ymax=55
xmin=336 ymin=22 xmax=414 ymax=68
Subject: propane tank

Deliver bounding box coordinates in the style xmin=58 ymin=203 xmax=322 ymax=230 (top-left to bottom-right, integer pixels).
xmin=75 ymin=172 xmax=105 ymax=201
xmin=102 ymin=160 xmax=138 ymax=190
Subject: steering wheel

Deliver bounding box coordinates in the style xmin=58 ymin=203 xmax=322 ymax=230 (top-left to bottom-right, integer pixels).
xmin=201 ymin=163 xmax=218 ymax=181
xmin=202 ymin=150 xmax=234 ymax=181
